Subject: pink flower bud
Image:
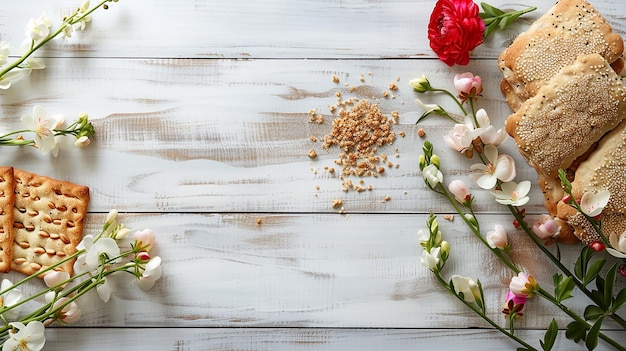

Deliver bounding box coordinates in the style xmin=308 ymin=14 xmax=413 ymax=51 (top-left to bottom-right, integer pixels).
xmin=454 ymin=73 xmax=483 ymax=102
xmin=509 ymin=272 xmax=537 ymax=298
xmin=486 ymin=224 xmax=508 ymax=250
xmin=137 ymin=251 xmax=150 ymax=261
xmin=532 ymin=215 xmax=561 ymax=240
xmin=44 ymin=271 xmax=70 ymax=288
xmin=133 ymin=229 xmax=156 ymax=252
xmin=448 ymin=179 xmax=471 ymax=204
xmin=589 ymin=241 xmax=605 ymax=252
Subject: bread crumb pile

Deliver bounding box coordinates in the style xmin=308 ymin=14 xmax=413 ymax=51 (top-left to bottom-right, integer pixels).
xmin=322 ymin=99 xmax=398 ymax=178
xmin=308 ymin=73 xmax=405 ymax=212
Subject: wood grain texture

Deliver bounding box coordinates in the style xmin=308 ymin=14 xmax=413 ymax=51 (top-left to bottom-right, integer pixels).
xmin=0 ymin=0 xmax=624 ymax=350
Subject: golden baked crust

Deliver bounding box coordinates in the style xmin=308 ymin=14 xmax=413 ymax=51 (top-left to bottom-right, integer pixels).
xmin=559 ymin=119 xmax=626 ymax=244
xmin=0 ymin=167 xmax=15 ymax=273
xmin=11 ymin=169 xmax=89 ymax=276
xmin=505 ymin=53 xmax=626 ymax=179
xmin=498 ymin=0 xmax=624 ymax=108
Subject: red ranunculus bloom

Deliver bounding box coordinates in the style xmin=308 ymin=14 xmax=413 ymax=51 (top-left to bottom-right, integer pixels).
xmin=428 ymin=0 xmax=485 ymax=66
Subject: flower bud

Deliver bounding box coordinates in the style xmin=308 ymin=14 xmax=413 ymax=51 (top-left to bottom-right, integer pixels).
xmin=509 ymin=272 xmax=537 ymax=298
xmin=134 ymin=228 xmax=156 ymax=252
xmin=114 ymin=227 xmax=130 ymax=240
xmin=448 ymin=179 xmax=471 ymax=204
xmin=486 ymin=224 xmax=508 ymax=250
xmin=454 ymin=72 xmax=482 ymax=103
xmin=74 ymin=135 xmax=91 ymax=147
xmin=44 ymin=271 xmax=70 ymax=288
xmin=589 ymin=241 xmax=605 ymax=252
xmin=532 ymin=215 xmax=561 ymax=240
xmin=439 ymin=240 xmax=450 ymax=261
xmin=105 ymin=209 xmax=118 ymax=224
xmin=430 ymin=154 xmax=440 ymax=168
xmin=137 ymin=251 xmax=150 ymax=261
xmin=409 ymin=75 xmax=432 ymax=93
xmin=419 ymin=155 xmax=426 ymax=171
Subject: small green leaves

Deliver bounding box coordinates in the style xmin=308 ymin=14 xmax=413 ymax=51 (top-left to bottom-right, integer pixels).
xmin=479 ymin=3 xmax=537 ymax=38
xmin=566 ymin=321 xmax=587 ymax=343
xmin=553 ymin=273 xmax=575 ymax=303
xmin=586 ymin=317 xmax=604 ymax=351
xmin=540 ymin=319 xmax=558 ymax=351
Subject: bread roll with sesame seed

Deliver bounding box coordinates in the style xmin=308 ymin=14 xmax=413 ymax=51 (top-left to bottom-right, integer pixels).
xmin=498 ymin=0 xmax=624 ymax=110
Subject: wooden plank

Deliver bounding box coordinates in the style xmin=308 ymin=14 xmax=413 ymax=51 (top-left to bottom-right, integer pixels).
xmin=1 ymin=58 xmax=550 ymax=214
xmin=39 ymin=328 xmax=626 ymax=351
xmin=7 ymin=212 xmax=610 ymax=330
xmin=0 ymin=0 xmax=623 ymax=59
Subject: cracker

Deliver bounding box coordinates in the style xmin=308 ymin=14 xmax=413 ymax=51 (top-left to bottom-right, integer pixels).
xmin=0 ymin=167 xmax=15 ymax=273
xmin=505 ymin=53 xmax=626 ymax=179
xmin=558 ymin=119 xmax=626 ymax=244
xmin=11 ymin=169 xmax=89 ymax=277
xmin=498 ymin=0 xmax=624 ymax=108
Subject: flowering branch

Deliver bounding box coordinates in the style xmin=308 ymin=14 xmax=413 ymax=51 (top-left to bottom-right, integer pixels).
xmin=0 ymin=210 xmax=162 ymax=350
xmin=0 ymin=105 xmax=95 ymax=157
xmin=414 ymin=73 xmax=626 ymax=350
xmin=0 ymin=0 xmax=120 ymax=89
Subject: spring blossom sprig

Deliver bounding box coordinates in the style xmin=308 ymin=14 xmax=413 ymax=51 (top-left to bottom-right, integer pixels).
xmin=0 ymin=105 xmax=95 ymax=156
xmin=0 ymin=210 xmax=162 ymax=350
xmin=414 ymin=73 xmax=626 ymax=350
xmin=0 ymin=0 xmax=121 ymax=89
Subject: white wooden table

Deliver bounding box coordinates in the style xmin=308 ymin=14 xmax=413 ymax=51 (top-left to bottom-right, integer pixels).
xmin=1 ymin=0 xmax=625 ymax=349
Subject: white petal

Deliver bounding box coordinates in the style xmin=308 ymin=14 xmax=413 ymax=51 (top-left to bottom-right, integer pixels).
xmin=484 ymin=144 xmax=498 ymax=164
xmin=476 ymin=174 xmax=497 ymax=190
xmin=96 ymin=279 xmax=111 ymax=303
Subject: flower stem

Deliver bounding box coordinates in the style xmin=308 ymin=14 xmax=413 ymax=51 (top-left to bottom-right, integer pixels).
xmin=508 ymin=206 xmax=626 ymax=331
xmin=433 ymin=270 xmax=537 ymax=351
xmin=431 ymin=88 xmax=467 ymax=116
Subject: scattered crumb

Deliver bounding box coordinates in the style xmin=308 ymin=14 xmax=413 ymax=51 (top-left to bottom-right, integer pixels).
xmin=418 ymin=128 xmax=426 ymax=137
xmin=331 ymin=199 xmax=343 ymax=209
xmin=396 ymin=76 xmax=400 ymax=81
xmin=399 ymin=131 xmax=406 ymax=138
xmin=310 ymin=135 xmax=317 ymax=142
xmin=338 ymin=206 xmax=346 ymax=214
xmin=332 ymin=75 xmax=340 ymax=83
xmin=388 ymin=82 xmax=398 ymax=91
xmin=359 ymin=74 xmax=365 ymax=82
xmin=308 ymin=149 xmax=318 ymax=158
xmin=443 ymin=215 xmax=454 ymax=221
xmin=382 ymin=91 xmax=389 ymax=98
xmin=328 ymin=167 xmax=335 ymax=174
xmin=256 ymin=217 xmax=263 ymax=225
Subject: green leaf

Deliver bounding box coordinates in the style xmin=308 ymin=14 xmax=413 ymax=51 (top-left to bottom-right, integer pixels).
xmin=480 ymin=2 xmax=504 ymax=17
xmin=604 ymin=264 xmax=617 ymax=308
xmin=584 ymin=305 xmax=605 ymax=321
xmin=575 ymin=246 xmax=594 ymax=281
xmin=585 ymin=317 xmax=604 ymax=351
xmin=541 ymin=319 xmax=558 ymax=351
xmin=584 ymin=258 xmax=606 ymax=286
xmin=483 ymin=22 xmax=499 ymax=38
xmin=554 ymin=274 xmax=575 ymax=302
xmin=566 ymin=321 xmax=587 ymax=343
xmin=611 ymin=287 xmax=626 ymax=312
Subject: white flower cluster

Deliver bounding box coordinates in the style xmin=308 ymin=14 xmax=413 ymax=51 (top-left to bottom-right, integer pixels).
xmin=0 ymin=0 xmax=94 ymax=89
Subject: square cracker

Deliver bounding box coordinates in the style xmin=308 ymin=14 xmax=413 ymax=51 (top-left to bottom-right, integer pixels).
xmin=498 ymin=0 xmax=624 ymax=106
xmin=11 ymin=169 xmax=89 ymax=277
xmin=0 ymin=167 xmax=15 ymax=273
xmin=505 ymin=53 xmax=626 ymax=179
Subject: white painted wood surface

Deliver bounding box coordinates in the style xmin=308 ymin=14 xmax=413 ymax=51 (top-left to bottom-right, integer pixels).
xmin=0 ymin=0 xmax=625 ymax=349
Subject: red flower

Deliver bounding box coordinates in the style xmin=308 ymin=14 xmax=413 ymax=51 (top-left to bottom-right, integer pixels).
xmin=428 ymin=0 xmax=485 ymax=66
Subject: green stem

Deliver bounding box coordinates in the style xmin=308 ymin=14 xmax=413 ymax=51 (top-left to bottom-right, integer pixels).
xmin=433 ymin=270 xmax=537 ymax=351
xmin=536 ymin=288 xmax=626 ymax=351
xmin=0 ymin=0 xmax=114 ymax=80
xmin=508 ymin=207 xmax=626 ymax=331
xmin=431 ymin=88 xmax=467 ymax=116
